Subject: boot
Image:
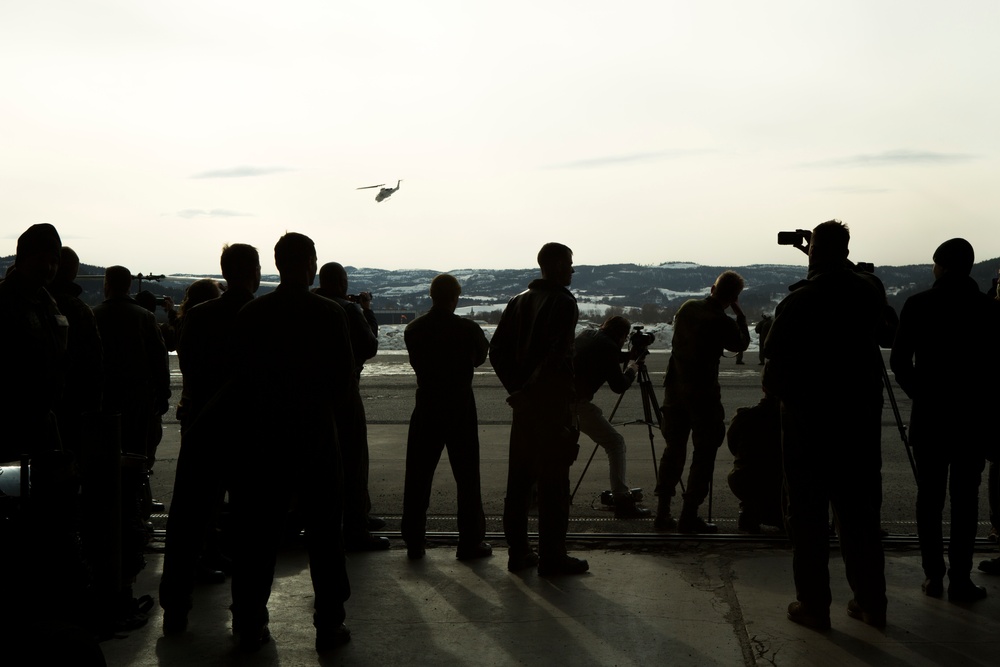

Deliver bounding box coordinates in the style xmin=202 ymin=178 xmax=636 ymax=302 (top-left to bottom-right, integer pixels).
xmin=737 ymin=511 xmax=761 ymax=534
xmin=678 ymin=503 xmax=718 ymax=534
xmin=653 ymin=496 xmax=676 ymax=530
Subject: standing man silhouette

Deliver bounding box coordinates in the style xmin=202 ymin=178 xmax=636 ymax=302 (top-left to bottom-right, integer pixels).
xmin=491 ymin=242 xmax=588 ymax=576
xmin=227 ymin=233 xmax=353 ymax=652
xmin=401 ymin=274 xmax=491 ymax=560
xmin=655 ymin=270 xmax=749 ymax=533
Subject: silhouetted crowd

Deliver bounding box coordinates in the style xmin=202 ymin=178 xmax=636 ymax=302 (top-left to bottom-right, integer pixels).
xmin=1 ymin=222 xmax=998 ymax=662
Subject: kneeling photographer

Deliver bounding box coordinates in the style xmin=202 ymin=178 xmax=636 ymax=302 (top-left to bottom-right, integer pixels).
xmin=573 ymin=316 xmax=651 ymax=518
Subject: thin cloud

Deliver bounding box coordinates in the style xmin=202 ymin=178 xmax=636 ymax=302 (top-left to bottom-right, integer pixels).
xmin=546 ymin=150 xmax=712 ymax=170
xmin=191 ymin=166 xmax=294 ymax=179
xmin=177 ymin=209 xmax=253 ymax=219
xmin=804 ymin=149 xmax=978 ymax=168
xmin=816 ymin=186 xmax=891 ymax=194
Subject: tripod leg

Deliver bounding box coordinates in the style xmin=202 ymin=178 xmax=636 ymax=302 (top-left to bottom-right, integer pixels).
xmin=570 ymin=442 xmax=602 ymax=504
xmin=650 ymin=399 xmax=664 ymax=483
xmin=707 ymin=480 xmax=713 ymax=523
xmin=637 ymin=368 xmax=663 ymax=483
xmin=646 ymin=423 xmax=659 ymax=484
xmin=647 ymin=379 xmax=684 ymax=496
xmin=882 ymin=358 xmax=918 ymax=482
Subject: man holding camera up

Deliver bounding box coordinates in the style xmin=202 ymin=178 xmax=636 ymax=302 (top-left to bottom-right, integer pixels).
xmin=655 ymin=270 xmax=749 ymax=533
xmin=574 ymin=316 xmax=650 ymax=518
xmin=763 ymin=220 xmax=892 ymax=630
xmin=314 ymin=262 xmax=387 ymax=550
xmin=315 ymin=262 xmax=379 ymax=377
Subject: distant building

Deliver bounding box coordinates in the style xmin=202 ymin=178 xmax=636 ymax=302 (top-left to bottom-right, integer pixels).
xmin=374 ymin=310 xmax=416 ymax=325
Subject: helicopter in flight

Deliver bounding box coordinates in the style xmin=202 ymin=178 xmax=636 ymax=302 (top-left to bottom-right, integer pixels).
xmin=357 ymin=179 xmax=401 ymax=203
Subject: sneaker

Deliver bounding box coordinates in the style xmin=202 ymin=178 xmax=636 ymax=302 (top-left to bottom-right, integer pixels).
xmin=316 ymin=623 xmax=351 ymax=653
xmin=653 ymin=514 xmax=677 ymax=531
xmin=978 ymin=557 xmax=1000 ymax=575
xmin=948 ymin=579 xmax=987 ymax=603
xmin=315 ymin=623 xmax=351 ymax=652
xmin=786 ymin=601 xmax=830 ymax=631
xmin=846 ymin=599 xmax=886 ymax=628
xmin=537 ymin=555 xmax=590 ymax=576
xmin=406 ymin=544 xmax=426 ymax=560
xmin=922 ymin=577 xmax=944 ymax=597
xmin=678 ymin=515 xmax=718 ymax=534
xmin=456 ymin=541 xmax=493 ymax=561
xmin=507 ymin=549 xmax=539 ymax=572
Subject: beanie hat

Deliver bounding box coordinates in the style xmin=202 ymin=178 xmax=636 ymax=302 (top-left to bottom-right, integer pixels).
xmin=932 ymin=238 xmax=974 ymax=276
xmin=15 ymin=223 xmax=61 ymax=262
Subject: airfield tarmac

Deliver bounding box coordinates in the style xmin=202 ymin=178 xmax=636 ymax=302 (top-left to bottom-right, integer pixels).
xmin=153 ymin=349 xmax=981 ymax=537
xmin=102 ymin=350 xmax=1000 ymax=667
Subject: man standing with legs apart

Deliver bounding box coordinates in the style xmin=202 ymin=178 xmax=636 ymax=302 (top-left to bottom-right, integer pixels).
xmin=655 ymin=270 xmax=749 ymax=533
xmin=890 ymin=238 xmax=996 ymax=602
xmin=227 ymin=233 xmax=353 ymax=652
xmin=401 ymin=274 xmax=492 ymax=561
xmin=764 ymin=220 xmax=892 ymax=630
xmin=490 ymin=242 xmax=588 ymax=576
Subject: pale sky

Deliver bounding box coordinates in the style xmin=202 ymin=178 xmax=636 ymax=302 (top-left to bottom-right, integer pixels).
xmin=3 ymin=1 xmax=998 ymax=275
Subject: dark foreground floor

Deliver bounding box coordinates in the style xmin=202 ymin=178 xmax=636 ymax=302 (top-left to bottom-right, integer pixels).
xmin=104 ymin=381 xmax=1000 ymax=666
xmin=100 ymin=540 xmax=1000 ymax=667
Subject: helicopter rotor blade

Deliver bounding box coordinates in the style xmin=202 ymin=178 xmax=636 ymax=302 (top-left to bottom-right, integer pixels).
xmin=356 ymin=184 xmax=385 ymax=190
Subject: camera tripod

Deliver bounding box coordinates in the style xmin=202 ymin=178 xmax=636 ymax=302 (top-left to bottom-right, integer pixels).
xmin=882 ymin=353 xmax=918 ymax=481
xmin=570 ymin=356 xmax=665 ymax=504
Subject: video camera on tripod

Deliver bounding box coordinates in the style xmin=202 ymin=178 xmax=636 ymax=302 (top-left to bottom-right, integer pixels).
xmin=571 ymin=325 xmax=662 ymax=506
xmin=627 ymin=326 xmax=655 ymax=364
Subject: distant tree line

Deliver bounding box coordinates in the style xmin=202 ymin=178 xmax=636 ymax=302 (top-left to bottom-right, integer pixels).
xmin=4 ymin=253 xmax=997 ymax=327
xmin=455 ymin=289 xmax=792 ymax=328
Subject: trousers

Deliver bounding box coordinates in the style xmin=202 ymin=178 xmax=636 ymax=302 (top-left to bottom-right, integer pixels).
xmin=657 ymin=386 xmax=725 ymax=510
xmin=911 ymin=408 xmax=986 ymax=581
xmin=503 ymin=401 xmax=575 ymax=562
xmin=781 ymin=400 xmax=887 ymax=614
xmin=576 ymin=400 xmax=628 ymax=496
xmin=229 ymin=438 xmax=350 ymax=633
xmin=401 ymin=395 xmax=486 ymax=547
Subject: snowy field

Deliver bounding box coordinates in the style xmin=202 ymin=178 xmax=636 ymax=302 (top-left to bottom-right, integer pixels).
xmin=370 ymin=318 xmax=766 ymax=378
xmin=363 ymin=294 xmax=760 ymax=375
xmin=376 ymin=321 xmax=682 ymax=353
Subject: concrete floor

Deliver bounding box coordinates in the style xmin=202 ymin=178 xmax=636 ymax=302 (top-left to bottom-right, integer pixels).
xmin=97 ymin=540 xmax=1000 ymax=667
xmin=90 ymin=364 xmax=1000 ymax=666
